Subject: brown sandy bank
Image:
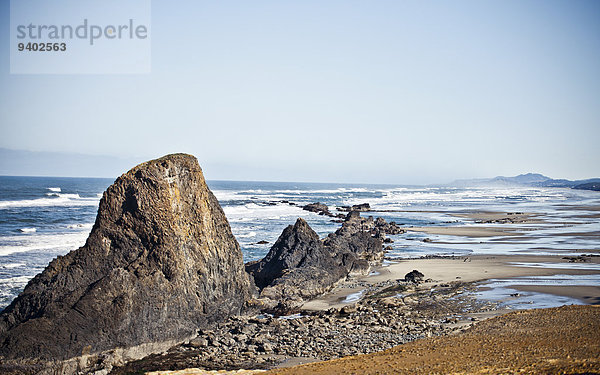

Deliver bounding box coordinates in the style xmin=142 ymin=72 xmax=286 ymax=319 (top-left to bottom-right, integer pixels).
xmin=266 ymin=305 xmax=600 ymax=375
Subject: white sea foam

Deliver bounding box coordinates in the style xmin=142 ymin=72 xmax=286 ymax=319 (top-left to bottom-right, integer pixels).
xmin=47 ymin=187 xmax=61 ymax=192
xmin=46 ymin=192 xmax=82 ymax=199
xmin=223 ymin=203 xmax=306 ymax=221
xmin=0 ymin=194 xmax=100 ymax=209
xmin=0 ymin=275 xmax=32 ymax=284
xmin=0 ymin=276 xmax=34 ymax=304
xmin=212 ymin=190 xmax=266 ymax=202
xmin=236 ymin=231 xmax=257 ymax=238
xmin=0 ymin=231 xmax=90 ymax=256
xmin=19 ymin=228 xmax=36 ymax=233
xmin=212 ymin=187 xmax=375 ymax=203
xmin=344 ymin=186 xmax=583 ymax=211
xmin=67 ymin=223 xmax=95 ymax=230
xmin=0 ymin=263 xmax=25 ymax=269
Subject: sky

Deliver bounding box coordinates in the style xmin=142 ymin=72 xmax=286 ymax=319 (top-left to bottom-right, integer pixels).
xmin=0 ymin=0 xmax=599 ymax=184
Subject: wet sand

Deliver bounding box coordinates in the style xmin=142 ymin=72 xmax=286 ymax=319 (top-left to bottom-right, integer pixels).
xmin=403 ymin=211 xmax=541 ymax=237
xmin=374 ymin=255 xmax=600 ymax=285
xmin=452 ymin=211 xmax=542 ymax=223
xmin=513 ymin=285 xmax=600 ymax=305
xmin=405 ymin=226 xmax=521 ymax=237
xmin=302 ymin=254 xmax=600 ymax=311
xmin=405 ymin=208 xmax=599 ymax=238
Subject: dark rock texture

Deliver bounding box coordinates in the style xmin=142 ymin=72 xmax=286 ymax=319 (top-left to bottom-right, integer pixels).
xmin=302 ymin=202 xmax=333 ymax=217
xmin=247 ymin=212 xmax=404 ymax=305
xmin=246 ymin=219 xmax=347 ymax=302
xmin=405 ymin=270 xmax=425 ymax=284
xmin=374 ymin=217 xmax=404 ymax=235
xmin=0 ymin=154 xmax=253 ymax=366
xmin=338 ymin=203 xmax=371 ymax=212
xmin=324 ymin=212 xmax=383 ymax=262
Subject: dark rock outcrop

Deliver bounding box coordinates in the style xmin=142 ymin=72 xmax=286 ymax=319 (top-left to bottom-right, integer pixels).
xmin=324 ymin=211 xmax=406 ymax=262
xmin=405 ymin=270 xmax=425 ymax=284
xmin=0 ymin=154 xmax=253 ymax=371
xmin=302 ymin=202 xmax=333 ymax=216
xmin=374 ymin=217 xmax=404 ymax=235
xmin=338 ymin=203 xmax=371 ymax=212
xmin=247 ymin=211 xmax=404 ymax=306
xmin=246 ymin=219 xmax=347 ymax=302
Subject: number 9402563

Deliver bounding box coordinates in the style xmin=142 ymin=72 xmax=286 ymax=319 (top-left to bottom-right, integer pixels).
xmin=18 ymin=42 xmax=66 ymax=52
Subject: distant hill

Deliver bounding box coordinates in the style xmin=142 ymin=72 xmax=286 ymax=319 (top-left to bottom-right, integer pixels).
xmin=450 ymin=173 xmax=600 ymax=192
xmin=451 ymin=173 xmax=550 ymax=187
xmin=573 ymin=182 xmax=600 ymax=191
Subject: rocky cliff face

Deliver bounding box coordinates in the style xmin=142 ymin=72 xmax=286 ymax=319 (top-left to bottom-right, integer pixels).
xmin=0 ymin=154 xmax=253 ymax=369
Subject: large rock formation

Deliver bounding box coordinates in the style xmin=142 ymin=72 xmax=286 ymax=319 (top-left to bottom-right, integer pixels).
xmin=0 ymin=154 xmax=253 ymax=371
xmin=247 ymin=218 xmax=347 ymax=302
xmin=247 ymin=212 xmax=404 ymax=306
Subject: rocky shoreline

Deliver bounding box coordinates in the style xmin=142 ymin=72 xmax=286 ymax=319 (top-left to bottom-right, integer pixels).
xmin=4 ymin=154 xmax=595 ymax=375
xmin=110 ymin=278 xmax=498 ymax=374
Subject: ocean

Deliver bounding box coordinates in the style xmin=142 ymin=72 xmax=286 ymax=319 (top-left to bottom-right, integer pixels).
xmin=1 ymin=176 xmax=599 ymax=310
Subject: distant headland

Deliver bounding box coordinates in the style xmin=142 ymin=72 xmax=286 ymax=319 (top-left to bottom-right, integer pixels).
xmin=450 ymin=172 xmax=600 ymax=191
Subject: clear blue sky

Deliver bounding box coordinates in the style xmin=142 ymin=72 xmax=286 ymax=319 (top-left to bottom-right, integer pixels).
xmin=1 ymin=1 xmax=599 ymax=183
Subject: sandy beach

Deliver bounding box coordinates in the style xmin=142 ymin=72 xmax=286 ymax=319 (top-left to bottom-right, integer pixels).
xmin=404 ymin=226 xmax=522 ymax=237
xmin=302 ymin=254 xmax=600 ymax=311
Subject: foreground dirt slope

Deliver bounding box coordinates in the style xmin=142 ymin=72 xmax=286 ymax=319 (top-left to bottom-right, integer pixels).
xmin=267 ymin=305 xmax=600 ymax=375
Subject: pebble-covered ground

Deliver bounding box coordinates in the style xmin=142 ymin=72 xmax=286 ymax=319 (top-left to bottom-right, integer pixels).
xmin=267 ymin=305 xmax=600 ymax=375
xmin=111 ymin=280 xmax=496 ymax=374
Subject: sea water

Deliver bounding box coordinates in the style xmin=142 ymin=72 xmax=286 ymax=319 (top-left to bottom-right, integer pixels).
xmin=1 ymin=176 xmax=599 ymax=310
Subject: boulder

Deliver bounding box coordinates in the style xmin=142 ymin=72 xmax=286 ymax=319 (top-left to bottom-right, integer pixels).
xmin=302 ymin=202 xmax=332 ymax=217
xmin=338 ymin=203 xmax=371 ymax=212
xmin=405 ymin=270 xmax=425 ymax=284
xmin=0 ymin=154 xmax=253 ymax=371
xmin=352 ymin=203 xmax=371 ymax=212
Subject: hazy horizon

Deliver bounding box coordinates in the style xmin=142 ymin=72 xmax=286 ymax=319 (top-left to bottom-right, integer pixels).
xmin=1 ymin=1 xmax=599 ymax=184
xmin=0 ymin=147 xmax=597 ymax=186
